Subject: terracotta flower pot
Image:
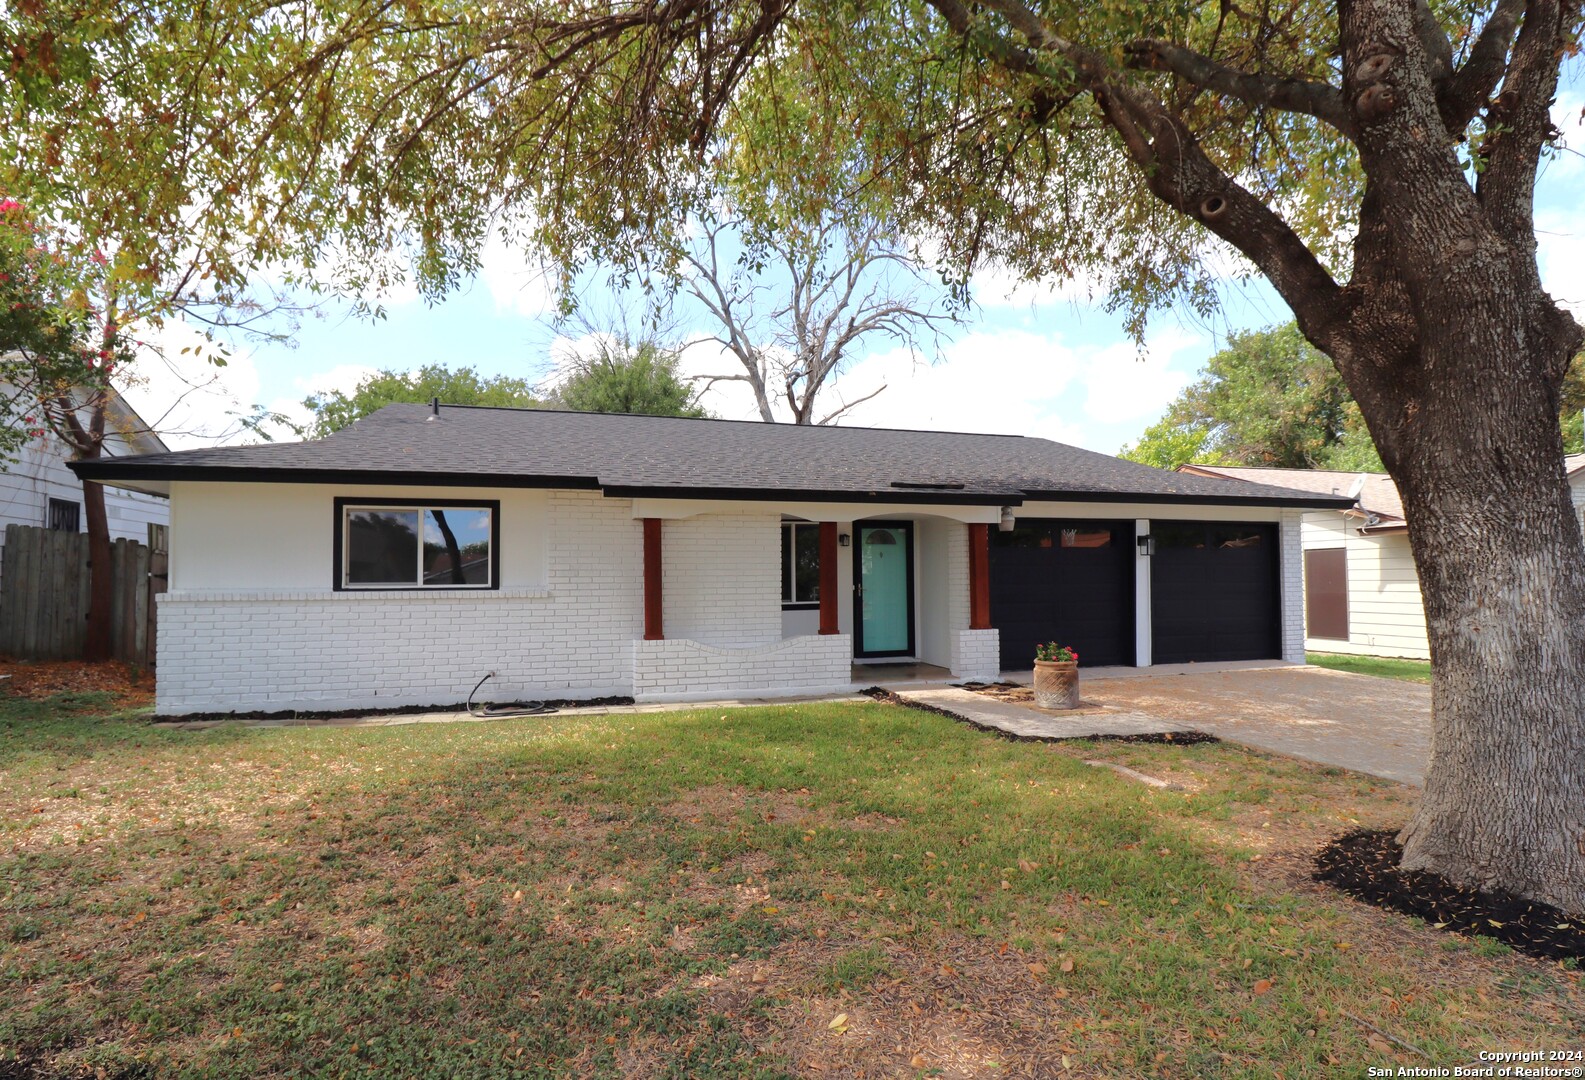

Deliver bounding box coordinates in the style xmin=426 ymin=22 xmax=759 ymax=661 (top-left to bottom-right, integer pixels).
xmin=1032 ymin=659 xmax=1079 ymax=710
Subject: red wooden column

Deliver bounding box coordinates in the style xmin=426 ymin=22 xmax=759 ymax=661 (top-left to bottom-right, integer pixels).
xmin=967 ymin=522 xmax=992 ymax=630
xmin=642 ymin=517 xmax=664 ymax=640
xmin=818 ymin=522 xmax=840 ymax=635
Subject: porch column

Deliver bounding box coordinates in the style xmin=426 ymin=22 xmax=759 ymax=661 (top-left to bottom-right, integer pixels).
xmin=967 ymin=522 xmax=991 ymax=630
xmin=643 ymin=517 xmax=663 ymax=641
xmin=818 ymin=522 xmax=839 ymax=634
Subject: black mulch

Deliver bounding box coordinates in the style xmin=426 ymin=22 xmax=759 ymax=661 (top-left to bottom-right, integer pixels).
xmin=150 ymin=695 xmax=636 ymax=724
xmin=859 ymin=686 xmax=1218 ymax=746
xmin=1314 ymin=829 xmax=1585 ymax=962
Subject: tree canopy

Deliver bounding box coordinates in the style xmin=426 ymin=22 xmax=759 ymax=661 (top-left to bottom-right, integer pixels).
xmin=303 ymin=365 xmax=540 ymax=439
xmin=1124 ymin=323 xmax=1585 ymax=472
xmin=549 ymin=337 xmax=709 ymax=419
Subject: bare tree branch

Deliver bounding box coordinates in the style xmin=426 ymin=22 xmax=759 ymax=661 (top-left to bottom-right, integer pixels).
xmin=678 ymin=214 xmax=950 ymax=424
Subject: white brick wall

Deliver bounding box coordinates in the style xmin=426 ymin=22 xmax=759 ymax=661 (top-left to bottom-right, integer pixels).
xmin=662 ymin=512 xmax=780 ymax=645
xmin=633 ymin=633 xmax=853 ymax=701
xmin=953 ymin=628 xmax=1001 ymax=680
xmin=1279 ymin=508 xmax=1305 ymax=662
xmin=156 ymin=490 xmax=642 ymax=714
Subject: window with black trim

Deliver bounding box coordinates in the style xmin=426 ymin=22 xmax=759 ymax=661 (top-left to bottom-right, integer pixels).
xmin=337 ymin=500 xmax=498 ymax=590
xmin=47 ymin=498 xmax=80 ymax=532
xmin=780 ymin=522 xmax=820 ymax=607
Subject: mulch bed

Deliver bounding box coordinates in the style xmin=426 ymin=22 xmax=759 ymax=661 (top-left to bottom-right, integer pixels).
xmin=0 ymin=658 xmax=154 ymax=711
xmin=150 ymin=695 xmax=637 ymax=724
xmin=860 ymin=686 xmax=1218 ymax=746
xmin=1314 ymin=829 xmax=1585 ymax=962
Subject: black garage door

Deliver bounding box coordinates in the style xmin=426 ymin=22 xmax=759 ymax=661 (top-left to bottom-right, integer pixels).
xmin=989 ymin=519 xmax=1135 ymax=670
xmin=1151 ymin=521 xmax=1280 ymax=664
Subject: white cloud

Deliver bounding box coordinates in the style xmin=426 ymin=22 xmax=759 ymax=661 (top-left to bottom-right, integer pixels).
xmin=115 ymin=320 xmax=269 ymax=450
xmin=262 ymin=363 xmax=381 ymax=437
xmin=970 ymin=263 xmax=1103 ymax=310
xmin=1536 ymin=206 xmax=1585 ymax=318
xmin=478 ymin=229 xmax=558 ymax=319
xmin=786 ymin=324 xmax=1203 ymax=450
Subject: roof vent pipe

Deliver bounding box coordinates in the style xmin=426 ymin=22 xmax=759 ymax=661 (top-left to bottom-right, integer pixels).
xmin=427 ymin=397 xmax=440 ymax=421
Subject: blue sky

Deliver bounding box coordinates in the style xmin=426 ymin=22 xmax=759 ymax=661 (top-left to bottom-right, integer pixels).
xmin=125 ymin=73 xmax=1584 ymax=457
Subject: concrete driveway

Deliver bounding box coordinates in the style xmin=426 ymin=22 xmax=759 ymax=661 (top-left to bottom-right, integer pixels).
xmin=1078 ymin=665 xmax=1432 ymax=785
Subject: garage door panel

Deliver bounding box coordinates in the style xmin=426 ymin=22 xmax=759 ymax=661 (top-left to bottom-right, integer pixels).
xmin=990 ymin=520 xmax=1135 ymax=670
xmin=1151 ymin=521 xmax=1280 ymax=664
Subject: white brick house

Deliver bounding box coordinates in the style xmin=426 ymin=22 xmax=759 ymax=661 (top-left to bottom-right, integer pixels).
xmin=74 ymin=404 xmax=1347 ymax=715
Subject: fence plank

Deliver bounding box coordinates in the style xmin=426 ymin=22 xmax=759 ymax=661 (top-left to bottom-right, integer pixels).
xmin=0 ymin=526 xmax=158 ymax=665
xmin=131 ymin=544 xmax=149 ymax=665
xmin=55 ymin=532 xmax=73 ymax=660
xmin=0 ymin=525 xmax=18 ymax=655
xmin=20 ymin=529 xmax=40 ymax=659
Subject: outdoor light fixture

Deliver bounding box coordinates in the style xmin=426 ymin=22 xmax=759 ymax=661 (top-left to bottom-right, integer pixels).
xmin=838 ymin=532 xmax=851 ymax=547
xmin=998 ymin=506 xmax=1016 ymax=532
xmin=1136 ymin=534 xmax=1155 ymax=557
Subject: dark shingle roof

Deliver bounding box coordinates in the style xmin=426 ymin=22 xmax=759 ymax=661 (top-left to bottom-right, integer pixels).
xmin=71 ymin=404 xmax=1354 ymax=508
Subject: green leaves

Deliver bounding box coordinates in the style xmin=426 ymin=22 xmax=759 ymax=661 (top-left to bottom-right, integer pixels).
xmin=303 ymin=364 xmax=541 ymax=439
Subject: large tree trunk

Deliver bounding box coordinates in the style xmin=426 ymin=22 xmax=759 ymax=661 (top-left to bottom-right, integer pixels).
xmin=1355 ymin=253 xmax=1585 ymax=914
xmin=82 ymin=477 xmax=114 ymax=662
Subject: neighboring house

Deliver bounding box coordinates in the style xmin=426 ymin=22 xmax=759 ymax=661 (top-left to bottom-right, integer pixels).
xmin=0 ymin=388 xmax=170 ymax=577
xmin=73 ymin=404 xmax=1349 ymax=715
xmin=1178 ymin=460 xmax=1585 ymax=660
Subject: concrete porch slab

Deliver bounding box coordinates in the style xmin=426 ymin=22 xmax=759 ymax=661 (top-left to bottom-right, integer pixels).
xmin=893 ymin=686 xmax=1183 ymax=741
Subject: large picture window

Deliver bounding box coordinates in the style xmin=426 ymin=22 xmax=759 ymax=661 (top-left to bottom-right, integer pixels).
xmin=335 ymin=499 xmax=498 ymax=590
xmin=781 ymin=522 xmax=821 ymax=608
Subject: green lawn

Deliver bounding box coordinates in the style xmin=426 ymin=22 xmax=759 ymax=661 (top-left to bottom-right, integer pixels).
xmin=1 ymin=691 xmax=1577 ymax=1078
xmin=1306 ymin=652 xmax=1433 ymax=684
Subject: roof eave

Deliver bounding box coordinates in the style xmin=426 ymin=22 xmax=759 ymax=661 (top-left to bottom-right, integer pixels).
xmin=68 ymin=461 xmax=604 ymax=491
xmin=1017 ymin=489 xmax=1356 ymax=509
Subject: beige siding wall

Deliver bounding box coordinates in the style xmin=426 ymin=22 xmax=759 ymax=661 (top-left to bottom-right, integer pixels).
xmin=1300 ymin=510 xmax=1429 ymax=660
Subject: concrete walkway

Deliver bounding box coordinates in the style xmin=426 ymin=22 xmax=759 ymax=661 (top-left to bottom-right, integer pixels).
xmin=1079 ymin=665 xmax=1431 ymax=784
xmin=891 ymin=665 xmax=1431 ymax=785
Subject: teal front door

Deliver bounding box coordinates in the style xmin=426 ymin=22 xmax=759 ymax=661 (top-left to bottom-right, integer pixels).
xmin=854 ymin=522 xmax=915 ymax=658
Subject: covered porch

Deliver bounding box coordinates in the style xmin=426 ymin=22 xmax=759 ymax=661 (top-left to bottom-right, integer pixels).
xmin=626 ymin=499 xmax=1002 ymax=702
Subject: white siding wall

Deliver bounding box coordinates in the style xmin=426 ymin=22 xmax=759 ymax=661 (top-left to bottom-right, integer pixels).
xmin=1300 ymin=509 xmax=1431 ymax=660
xmin=0 ymin=436 xmax=168 ymax=573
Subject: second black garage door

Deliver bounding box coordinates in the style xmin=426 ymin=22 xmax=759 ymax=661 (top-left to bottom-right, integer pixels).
xmin=989 ymin=519 xmax=1135 ymax=670
xmin=1150 ymin=521 xmax=1280 ymax=664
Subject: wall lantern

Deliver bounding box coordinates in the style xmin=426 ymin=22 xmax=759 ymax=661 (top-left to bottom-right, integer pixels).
xmin=838 ymin=532 xmax=851 ymax=548
xmin=1136 ymin=534 xmax=1155 ymax=557
xmin=998 ymin=506 xmax=1016 ymax=532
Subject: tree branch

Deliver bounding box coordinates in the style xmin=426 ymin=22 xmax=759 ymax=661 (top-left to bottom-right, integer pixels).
xmin=1441 ymin=0 xmax=1527 ymax=129
xmin=816 ymin=382 xmax=887 ymax=425
xmin=1476 ymin=0 xmax=1576 ymax=248
xmin=1122 ymin=39 xmax=1354 ymax=134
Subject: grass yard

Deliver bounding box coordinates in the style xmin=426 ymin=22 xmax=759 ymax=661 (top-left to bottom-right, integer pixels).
xmin=1305 ymin=653 xmax=1433 ymax=684
xmin=1 ymin=691 xmax=1578 ymax=1079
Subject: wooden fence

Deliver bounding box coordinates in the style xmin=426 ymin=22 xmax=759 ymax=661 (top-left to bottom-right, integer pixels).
xmin=0 ymin=523 xmax=166 ymax=665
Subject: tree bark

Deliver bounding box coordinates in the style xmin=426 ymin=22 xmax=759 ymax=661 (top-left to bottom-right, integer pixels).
xmin=1365 ymin=290 xmax=1585 ymax=915
xmin=81 ymin=477 xmax=114 ymax=662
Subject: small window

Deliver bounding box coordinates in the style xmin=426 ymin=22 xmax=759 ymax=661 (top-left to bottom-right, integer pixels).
xmin=781 ymin=522 xmax=821 ymax=607
xmin=47 ymin=498 xmax=80 ymax=532
xmin=338 ymin=501 xmax=496 ymax=590
xmin=1059 ymin=527 xmax=1113 ymax=548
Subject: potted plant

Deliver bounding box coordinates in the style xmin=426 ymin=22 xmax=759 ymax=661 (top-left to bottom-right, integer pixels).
xmin=1032 ymin=642 xmax=1080 ymax=710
